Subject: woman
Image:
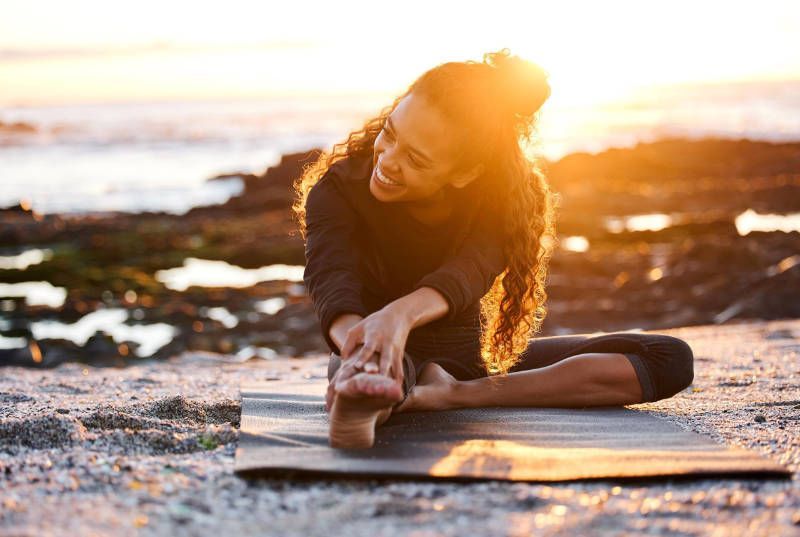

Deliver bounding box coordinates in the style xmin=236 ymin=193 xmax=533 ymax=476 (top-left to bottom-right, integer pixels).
xmin=292 ymin=49 xmax=694 ymax=449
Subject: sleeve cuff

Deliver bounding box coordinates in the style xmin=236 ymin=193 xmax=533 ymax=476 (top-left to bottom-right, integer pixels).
xmin=412 ymin=274 xmax=463 ymax=324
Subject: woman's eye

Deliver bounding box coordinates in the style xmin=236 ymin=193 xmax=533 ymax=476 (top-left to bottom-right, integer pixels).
xmin=382 ymin=126 xmax=422 ymax=168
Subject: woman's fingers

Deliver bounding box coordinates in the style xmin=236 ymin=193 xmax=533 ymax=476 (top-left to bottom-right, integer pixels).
xmin=380 ymin=344 xmax=404 ymax=385
xmin=354 ymin=342 xmax=379 ymax=367
xmin=334 ymin=358 xmax=362 ymax=390
xmin=339 ymin=328 xmax=360 ymax=359
xmin=326 ymin=355 xmax=364 ymax=411
xmin=340 ymin=357 xmax=361 ymax=377
xmin=392 ymin=355 xmax=405 ymax=384
xmin=378 ymin=343 xmax=393 ymax=377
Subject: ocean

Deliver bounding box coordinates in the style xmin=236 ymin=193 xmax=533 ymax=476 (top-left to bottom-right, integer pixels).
xmin=2 ymin=79 xmax=798 ymax=215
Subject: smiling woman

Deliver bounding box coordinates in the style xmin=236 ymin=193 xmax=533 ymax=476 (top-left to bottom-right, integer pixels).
xmin=291 ymin=49 xmax=561 ymax=447
xmin=294 ymin=49 xmax=557 ymax=378
xmin=292 ymin=49 xmax=696 ymax=449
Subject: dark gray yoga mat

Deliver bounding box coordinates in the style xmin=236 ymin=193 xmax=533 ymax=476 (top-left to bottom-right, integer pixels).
xmin=234 ymin=379 xmax=792 ymax=482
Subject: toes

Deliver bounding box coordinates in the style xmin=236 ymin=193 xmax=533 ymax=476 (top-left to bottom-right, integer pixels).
xmin=365 ymin=380 xmax=381 ymax=395
xmin=356 ymin=375 xmax=379 ymax=395
xmin=333 ymin=372 xmax=404 ymax=402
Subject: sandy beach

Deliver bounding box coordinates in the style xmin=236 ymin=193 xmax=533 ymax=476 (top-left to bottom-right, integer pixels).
xmin=1 ymin=317 xmax=798 ymax=536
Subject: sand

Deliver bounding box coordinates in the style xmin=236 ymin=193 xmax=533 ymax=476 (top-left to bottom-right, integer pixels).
xmin=1 ymin=319 xmax=799 ymax=536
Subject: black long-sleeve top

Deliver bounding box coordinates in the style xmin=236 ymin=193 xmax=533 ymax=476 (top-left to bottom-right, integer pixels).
xmin=302 ymin=147 xmax=508 ymax=356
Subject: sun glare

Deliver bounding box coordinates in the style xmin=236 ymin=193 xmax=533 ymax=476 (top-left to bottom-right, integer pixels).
xmin=1 ymin=0 xmax=797 ymax=106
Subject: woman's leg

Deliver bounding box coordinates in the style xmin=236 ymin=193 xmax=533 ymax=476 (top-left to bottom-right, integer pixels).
xmin=399 ymin=332 xmax=694 ymax=410
xmin=509 ymin=332 xmax=694 ymax=403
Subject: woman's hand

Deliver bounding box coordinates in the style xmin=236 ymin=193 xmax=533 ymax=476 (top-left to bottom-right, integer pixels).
xmin=339 ymin=306 xmax=412 ymax=384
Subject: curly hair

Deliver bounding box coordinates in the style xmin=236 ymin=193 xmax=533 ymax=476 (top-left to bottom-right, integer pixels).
xmin=291 ymin=48 xmax=561 ymax=376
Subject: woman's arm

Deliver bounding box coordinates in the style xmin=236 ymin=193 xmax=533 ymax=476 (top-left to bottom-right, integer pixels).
xmin=328 ymin=284 xmax=449 ymax=355
xmin=328 ymin=313 xmax=364 ymax=353
xmin=329 ymin=250 xmax=502 ymax=379
xmin=338 ymin=285 xmax=450 ymax=380
xmin=303 ymin=173 xmax=370 ymax=355
xmin=381 ymin=286 xmax=450 ymax=329
xmin=411 ymin=217 xmax=507 ymax=323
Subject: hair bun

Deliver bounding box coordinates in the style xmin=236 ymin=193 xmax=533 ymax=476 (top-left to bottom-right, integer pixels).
xmin=483 ymin=48 xmax=551 ymax=116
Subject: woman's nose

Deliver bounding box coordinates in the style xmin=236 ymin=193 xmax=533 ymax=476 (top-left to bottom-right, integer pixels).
xmin=379 ymin=149 xmax=401 ymax=174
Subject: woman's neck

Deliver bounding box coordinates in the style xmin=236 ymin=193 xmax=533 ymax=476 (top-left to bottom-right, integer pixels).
xmin=403 ymin=188 xmax=454 ymax=226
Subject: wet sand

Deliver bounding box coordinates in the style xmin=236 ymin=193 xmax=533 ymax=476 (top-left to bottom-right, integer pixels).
xmin=1 ymin=318 xmax=798 ymax=536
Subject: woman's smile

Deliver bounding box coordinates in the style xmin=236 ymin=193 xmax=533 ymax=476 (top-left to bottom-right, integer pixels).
xmin=372 ymin=163 xmax=405 ymax=189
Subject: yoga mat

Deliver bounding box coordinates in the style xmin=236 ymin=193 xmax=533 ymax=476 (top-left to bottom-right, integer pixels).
xmin=234 ymin=379 xmax=792 ymax=482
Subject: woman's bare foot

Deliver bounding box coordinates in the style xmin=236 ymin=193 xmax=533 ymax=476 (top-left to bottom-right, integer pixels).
xmin=394 ymin=362 xmax=459 ymax=413
xmin=328 ymin=370 xmax=404 ymax=449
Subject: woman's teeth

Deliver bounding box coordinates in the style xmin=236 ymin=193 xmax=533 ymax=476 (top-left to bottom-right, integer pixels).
xmin=376 ymin=166 xmax=402 ymax=186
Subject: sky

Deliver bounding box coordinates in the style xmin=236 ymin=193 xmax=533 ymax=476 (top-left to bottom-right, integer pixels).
xmin=1 ymin=0 xmax=799 ymax=106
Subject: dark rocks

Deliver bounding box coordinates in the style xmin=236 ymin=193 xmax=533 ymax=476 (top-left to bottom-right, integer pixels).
xmin=1 ymin=138 xmax=799 ymax=366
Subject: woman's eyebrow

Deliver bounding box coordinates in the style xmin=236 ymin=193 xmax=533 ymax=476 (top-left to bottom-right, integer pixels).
xmin=386 ymin=116 xmax=434 ymax=164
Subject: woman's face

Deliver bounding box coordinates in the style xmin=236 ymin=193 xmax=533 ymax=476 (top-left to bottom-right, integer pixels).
xmin=370 ymin=93 xmax=482 ymax=204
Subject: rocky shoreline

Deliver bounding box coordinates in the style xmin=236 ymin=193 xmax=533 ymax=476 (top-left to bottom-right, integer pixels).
xmin=1 ymin=136 xmax=799 ymax=367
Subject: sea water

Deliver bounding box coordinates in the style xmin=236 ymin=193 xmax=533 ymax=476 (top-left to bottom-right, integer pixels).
xmin=1 ymin=79 xmax=798 ymax=215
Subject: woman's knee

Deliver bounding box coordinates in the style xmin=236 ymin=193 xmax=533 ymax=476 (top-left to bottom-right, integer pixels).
xmin=650 ymin=335 xmax=695 ymax=401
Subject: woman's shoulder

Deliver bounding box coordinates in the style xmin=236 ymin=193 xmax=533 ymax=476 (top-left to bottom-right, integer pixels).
xmin=308 ymin=151 xmax=375 ymax=213
xmin=316 ymin=151 xmax=375 ymax=206
xmin=327 ymin=150 xmax=373 ymax=185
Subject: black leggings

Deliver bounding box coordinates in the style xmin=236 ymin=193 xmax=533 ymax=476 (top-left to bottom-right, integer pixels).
xmin=328 ymin=330 xmax=695 ymax=405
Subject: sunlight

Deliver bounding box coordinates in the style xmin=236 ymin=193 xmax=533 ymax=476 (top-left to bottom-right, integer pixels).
xmin=605 ymin=214 xmax=674 ymax=233
xmin=428 ymin=438 xmax=758 ymax=480
xmin=2 ymin=0 xmax=798 ymax=106
xmin=0 ymin=248 xmax=53 ymax=270
xmin=0 ymin=281 xmax=67 ymax=308
xmin=29 ymin=308 xmax=177 ymax=357
xmin=735 ymin=208 xmax=800 ymax=235
xmin=255 ymin=297 xmax=287 ymax=315
xmin=561 ymin=236 xmax=590 ymax=252
xmin=154 ymin=258 xmax=305 ymax=291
